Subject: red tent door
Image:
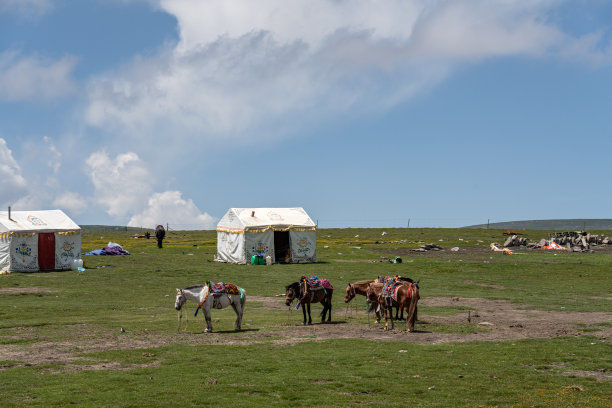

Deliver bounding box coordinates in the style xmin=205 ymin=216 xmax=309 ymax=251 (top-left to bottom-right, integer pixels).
xmin=38 ymin=233 xmax=56 ymax=270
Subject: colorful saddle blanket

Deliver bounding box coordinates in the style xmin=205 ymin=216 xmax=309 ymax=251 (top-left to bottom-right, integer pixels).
xmin=303 ymin=277 xmax=333 ymax=290
xmin=376 ymin=276 xmax=395 ymax=284
xmin=381 ymin=281 xmax=414 ymax=301
xmin=208 ymin=282 xmax=240 ymax=295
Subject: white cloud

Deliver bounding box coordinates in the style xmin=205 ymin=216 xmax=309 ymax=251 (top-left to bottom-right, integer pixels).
xmin=0 ymin=138 xmax=28 ymax=207
xmin=0 ymin=0 xmax=54 ymax=19
xmin=85 ymin=151 xmax=153 ymax=218
xmin=53 ymin=191 xmax=88 ymax=215
xmin=0 ymin=51 xmax=77 ymax=102
xmin=128 ymin=190 xmax=217 ymax=230
xmin=85 ymin=0 xmax=611 ymax=144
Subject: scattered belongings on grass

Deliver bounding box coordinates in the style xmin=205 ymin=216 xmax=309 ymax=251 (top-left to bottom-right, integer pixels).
xmin=380 ymin=256 xmax=403 ymax=263
xmin=84 ymin=242 xmax=130 ymax=256
xmin=412 ymin=244 xmax=443 ymax=252
xmin=490 ymin=243 xmax=524 ymax=255
xmin=501 ymin=230 xmax=611 ymax=253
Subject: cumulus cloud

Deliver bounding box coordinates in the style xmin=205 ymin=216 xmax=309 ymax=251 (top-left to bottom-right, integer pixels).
xmin=0 ymin=0 xmax=54 ymax=19
xmin=85 ymin=151 xmax=153 ymax=218
xmin=128 ymin=190 xmax=216 ymax=230
xmin=53 ymin=191 xmax=88 ymax=215
xmin=0 ymin=51 xmax=77 ymax=102
xmin=85 ymin=0 xmax=611 ymax=144
xmin=0 ymin=138 xmax=28 ymax=207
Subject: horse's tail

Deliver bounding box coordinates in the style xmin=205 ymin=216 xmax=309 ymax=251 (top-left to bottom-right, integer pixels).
xmin=406 ymin=283 xmax=419 ymax=332
xmin=239 ymin=287 xmax=246 ymax=307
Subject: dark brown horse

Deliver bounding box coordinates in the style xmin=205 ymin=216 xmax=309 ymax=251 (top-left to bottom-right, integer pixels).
xmin=285 ymin=280 xmax=333 ymax=325
xmin=367 ymin=281 xmax=419 ymax=331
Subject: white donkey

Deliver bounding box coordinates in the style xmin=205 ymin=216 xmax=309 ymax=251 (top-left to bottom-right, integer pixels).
xmin=175 ymin=284 xmax=246 ymax=332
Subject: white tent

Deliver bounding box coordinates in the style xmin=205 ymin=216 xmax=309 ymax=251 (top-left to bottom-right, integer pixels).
xmin=216 ymin=208 xmax=317 ymax=264
xmin=0 ymin=209 xmax=81 ymax=272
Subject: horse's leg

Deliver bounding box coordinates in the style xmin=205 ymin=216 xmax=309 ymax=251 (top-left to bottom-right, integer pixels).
xmin=320 ymin=300 xmax=327 ymax=323
xmin=388 ymin=299 xmax=395 ymax=330
xmin=204 ymin=305 xmax=213 ymax=333
xmin=307 ymin=303 xmax=312 ymax=325
xmin=231 ymin=301 xmax=241 ymax=331
xmin=383 ymin=305 xmax=390 ymax=331
xmin=301 ymin=303 xmax=307 ymax=325
xmin=374 ymin=301 xmax=381 ymax=323
xmin=327 ymin=296 xmax=332 ymax=322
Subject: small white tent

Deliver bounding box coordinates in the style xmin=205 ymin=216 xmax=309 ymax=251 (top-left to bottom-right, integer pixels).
xmin=0 ymin=209 xmax=81 ymax=272
xmin=216 ymin=208 xmax=317 ymax=264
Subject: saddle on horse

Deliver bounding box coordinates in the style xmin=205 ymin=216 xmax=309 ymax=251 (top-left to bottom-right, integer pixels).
xmin=196 ymin=281 xmax=241 ymax=310
xmin=208 ymin=281 xmax=240 ymax=295
xmin=300 ymin=276 xmax=333 ymax=302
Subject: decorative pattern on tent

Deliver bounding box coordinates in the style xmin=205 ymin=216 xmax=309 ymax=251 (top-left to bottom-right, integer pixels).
xmin=10 ymin=234 xmax=39 ymax=272
xmin=55 ymin=232 xmax=81 ymax=269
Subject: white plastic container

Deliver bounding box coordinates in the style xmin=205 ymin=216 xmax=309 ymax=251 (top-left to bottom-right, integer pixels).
xmin=265 ymin=255 xmax=272 ymax=266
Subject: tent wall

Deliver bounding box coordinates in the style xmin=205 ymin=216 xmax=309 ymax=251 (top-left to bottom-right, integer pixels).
xmin=217 ymin=231 xmax=246 ymax=264
xmin=10 ymin=234 xmax=39 ymax=272
xmin=54 ymin=232 xmax=81 ymax=270
xmin=0 ymin=235 xmax=9 ymax=271
xmin=289 ymin=230 xmax=317 ymax=263
xmin=245 ymin=230 xmax=274 ymax=262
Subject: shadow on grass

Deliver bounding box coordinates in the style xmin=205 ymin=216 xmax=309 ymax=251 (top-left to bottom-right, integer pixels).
xmin=206 ymin=328 xmax=261 ymax=334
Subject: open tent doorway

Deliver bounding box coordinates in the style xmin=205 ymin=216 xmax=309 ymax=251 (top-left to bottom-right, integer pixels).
xmin=274 ymin=231 xmax=290 ymax=263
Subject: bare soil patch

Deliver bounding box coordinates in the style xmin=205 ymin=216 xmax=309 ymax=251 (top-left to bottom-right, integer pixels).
xmin=1 ymin=297 xmax=609 ymax=372
xmin=0 ymin=287 xmax=57 ymax=295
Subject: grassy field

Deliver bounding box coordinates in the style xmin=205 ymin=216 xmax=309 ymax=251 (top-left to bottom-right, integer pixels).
xmin=0 ymin=228 xmax=610 ymax=407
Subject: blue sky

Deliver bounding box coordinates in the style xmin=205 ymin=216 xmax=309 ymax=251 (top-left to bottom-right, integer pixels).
xmin=1 ymin=0 xmax=611 ymax=229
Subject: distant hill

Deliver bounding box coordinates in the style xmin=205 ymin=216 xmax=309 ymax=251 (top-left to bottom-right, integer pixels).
xmin=79 ymin=225 xmax=150 ymax=233
xmin=464 ymin=219 xmax=612 ymax=230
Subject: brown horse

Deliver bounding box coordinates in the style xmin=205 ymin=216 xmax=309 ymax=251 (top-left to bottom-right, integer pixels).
xmin=285 ymin=280 xmax=333 ymax=325
xmin=345 ymin=278 xmax=415 ymax=322
xmin=367 ymin=282 xmax=419 ymax=331
xmin=344 ymin=280 xmax=381 ymax=323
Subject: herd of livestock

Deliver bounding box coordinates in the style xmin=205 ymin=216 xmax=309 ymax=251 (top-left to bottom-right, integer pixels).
xmin=175 ymin=275 xmax=420 ymax=333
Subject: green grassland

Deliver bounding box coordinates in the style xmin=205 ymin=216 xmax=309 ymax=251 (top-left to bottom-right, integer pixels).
xmin=0 ymin=228 xmax=610 ymax=407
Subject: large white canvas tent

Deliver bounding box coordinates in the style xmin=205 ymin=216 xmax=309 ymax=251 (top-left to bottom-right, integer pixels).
xmin=0 ymin=209 xmax=81 ymax=272
xmin=216 ymin=208 xmax=317 ymax=264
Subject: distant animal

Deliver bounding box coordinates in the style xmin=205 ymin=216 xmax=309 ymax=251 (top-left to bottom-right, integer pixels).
xmin=175 ymin=283 xmax=246 ymax=332
xmin=285 ymin=277 xmax=333 ymax=325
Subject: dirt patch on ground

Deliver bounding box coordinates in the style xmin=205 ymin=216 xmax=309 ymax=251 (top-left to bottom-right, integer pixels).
xmin=0 ymin=287 xmax=57 ymax=294
xmin=1 ymin=297 xmax=610 ymax=372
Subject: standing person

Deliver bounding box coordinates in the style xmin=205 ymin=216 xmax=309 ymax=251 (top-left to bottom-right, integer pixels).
xmin=155 ymin=225 xmax=165 ymax=248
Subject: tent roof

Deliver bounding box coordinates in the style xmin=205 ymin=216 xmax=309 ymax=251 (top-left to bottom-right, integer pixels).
xmin=0 ymin=209 xmax=80 ymax=233
xmin=217 ymin=208 xmax=316 ymax=231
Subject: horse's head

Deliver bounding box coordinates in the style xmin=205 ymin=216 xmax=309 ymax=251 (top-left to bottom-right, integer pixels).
xmin=344 ymin=282 xmax=356 ymax=303
xmin=175 ymin=289 xmax=186 ymax=311
xmin=366 ymin=283 xmax=382 ymax=303
xmin=285 ymin=282 xmax=299 ymax=306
